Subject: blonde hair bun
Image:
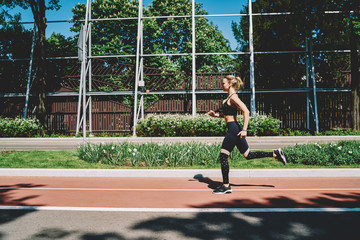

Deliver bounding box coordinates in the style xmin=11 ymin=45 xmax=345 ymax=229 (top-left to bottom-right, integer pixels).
xmin=225 ymin=75 xmax=243 ymax=90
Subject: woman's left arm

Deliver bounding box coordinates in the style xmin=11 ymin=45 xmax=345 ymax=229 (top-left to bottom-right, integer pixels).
xmin=231 ymin=95 xmax=250 ymax=138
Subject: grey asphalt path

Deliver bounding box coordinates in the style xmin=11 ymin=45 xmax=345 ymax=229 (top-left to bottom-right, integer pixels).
xmin=1 ymin=135 xmax=359 ymax=151
xmin=0 ymin=209 xmax=359 ymax=240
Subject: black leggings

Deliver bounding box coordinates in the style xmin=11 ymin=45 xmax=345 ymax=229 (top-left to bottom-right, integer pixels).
xmin=219 ymin=121 xmax=273 ymax=184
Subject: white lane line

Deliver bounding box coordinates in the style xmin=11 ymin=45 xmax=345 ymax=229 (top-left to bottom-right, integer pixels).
xmin=0 ymin=205 xmax=360 ymax=213
xmin=1 ymin=187 xmax=360 ymax=191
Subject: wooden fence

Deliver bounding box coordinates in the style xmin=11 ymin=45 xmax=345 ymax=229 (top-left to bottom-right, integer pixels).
xmin=0 ymin=90 xmax=352 ymax=134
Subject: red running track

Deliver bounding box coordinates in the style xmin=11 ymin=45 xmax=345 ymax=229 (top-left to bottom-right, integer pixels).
xmin=1 ymin=176 xmax=360 ymax=209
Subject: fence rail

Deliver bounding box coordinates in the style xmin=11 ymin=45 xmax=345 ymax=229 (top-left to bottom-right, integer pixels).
xmin=0 ymin=90 xmax=352 ymax=134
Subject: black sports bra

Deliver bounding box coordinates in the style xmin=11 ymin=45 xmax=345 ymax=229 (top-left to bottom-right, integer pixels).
xmin=222 ymin=93 xmax=238 ymax=116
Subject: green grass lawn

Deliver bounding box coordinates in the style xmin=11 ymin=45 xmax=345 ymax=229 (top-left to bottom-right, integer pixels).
xmin=1 ymin=150 xmax=359 ymax=169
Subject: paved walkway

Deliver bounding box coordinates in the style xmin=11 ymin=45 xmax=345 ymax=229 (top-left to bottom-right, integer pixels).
xmin=1 ymin=135 xmax=359 ymax=150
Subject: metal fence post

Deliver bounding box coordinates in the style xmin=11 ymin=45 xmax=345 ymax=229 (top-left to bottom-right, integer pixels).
xmin=192 ymin=0 xmax=196 ymax=116
xmin=248 ymin=0 xmax=256 ymax=115
xmin=24 ymin=24 xmax=37 ymax=119
xmin=133 ymin=0 xmax=143 ymax=136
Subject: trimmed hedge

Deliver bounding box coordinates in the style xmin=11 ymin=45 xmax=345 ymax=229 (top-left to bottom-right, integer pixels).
xmin=78 ymin=140 xmax=360 ymax=167
xmin=136 ymin=113 xmax=282 ymax=137
xmin=283 ymin=140 xmax=360 ymax=165
xmin=0 ymin=117 xmax=44 ymax=137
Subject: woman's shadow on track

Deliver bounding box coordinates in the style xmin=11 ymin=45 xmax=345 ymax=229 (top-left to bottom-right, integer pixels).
xmin=192 ymin=174 xmax=274 ymax=189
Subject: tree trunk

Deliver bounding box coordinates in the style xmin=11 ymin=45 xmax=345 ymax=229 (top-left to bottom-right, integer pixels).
xmin=31 ymin=0 xmax=48 ymax=133
xmin=36 ymin=22 xmax=47 ymax=132
xmin=350 ymin=17 xmax=360 ymax=130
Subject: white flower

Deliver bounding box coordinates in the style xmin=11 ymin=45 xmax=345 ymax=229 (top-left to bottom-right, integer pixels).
xmin=132 ymin=152 xmax=136 ymax=156
xmin=133 ymin=148 xmax=137 ymax=152
xmin=103 ymin=150 xmax=106 ymax=154
xmin=128 ymin=148 xmax=132 ymax=152
xmin=338 ymin=146 xmax=342 ymax=150
xmin=111 ymin=146 xmax=115 ymax=150
xmin=348 ymin=151 xmax=353 ymax=154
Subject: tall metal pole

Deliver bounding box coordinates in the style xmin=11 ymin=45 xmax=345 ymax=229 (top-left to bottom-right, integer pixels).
xmin=140 ymin=7 xmax=144 ymax=121
xmin=82 ymin=0 xmax=91 ymax=143
xmin=309 ymin=39 xmax=319 ymax=133
xmin=24 ymin=25 xmax=37 ymax=119
xmin=88 ymin=0 xmax=93 ymax=136
xmin=248 ymin=0 xmax=256 ymax=115
xmin=132 ymin=0 xmax=143 ymax=136
xmin=305 ymin=38 xmax=310 ymax=130
xmin=75 ymin=31 xmax=83 ymax=135
xmin=82 ymin=25 xmax=87 ymax=144
xmin=304 ymin=0 xmax=319 ymax=133
xmin=191 ymin=0 xmax=196 ymax=116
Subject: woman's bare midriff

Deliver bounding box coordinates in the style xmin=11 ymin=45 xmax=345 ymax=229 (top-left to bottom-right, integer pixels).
xmin=224 ymin=115 xmax=237 ymax=124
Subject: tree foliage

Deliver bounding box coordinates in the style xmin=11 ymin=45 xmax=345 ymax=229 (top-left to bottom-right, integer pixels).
xmin=71 ymin=0 xmax=236 ymax=89
xmin=0 ymin=12 xmax=32 ymax=92
xmin=232 ymin=0 xmax=359 ymax=89
xmin=1 ymin=0 xmax=61 ymax=130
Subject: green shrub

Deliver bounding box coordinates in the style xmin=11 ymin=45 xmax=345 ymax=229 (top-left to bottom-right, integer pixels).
xmin=316 ymin=128 xmax=360 ymax=136
xmin=136 ymin=113 xmax=281 ymax=137
xmin=0 ymin=117 xmax=44 ymax=137
xmin=282 ymin=129 xmax=312 ymax=136
xmin=78 ymin=142 xmax=223 ymax=167
xmin=282 ymin=140 xmax=360 ymax=166
xmin=78 ymin=140 xmax=360 ymax=167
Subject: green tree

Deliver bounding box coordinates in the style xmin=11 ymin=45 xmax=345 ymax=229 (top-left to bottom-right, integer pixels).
xmin=46 ymin=33 xmax=77 ymax=91
xmin=71 ymin=0 xmax=235 ymax=92
xmin=0 ymin=12 xmax=32 ymax=93
xmin=0 ymin=14 xmax=77 ymax=93
xmin=348 ymin=0 xmax=360 ymax=130
xmin=1 ymin=0 xmax=61 ymax=131
xmin=232 ymin=0 xmax=360 ymax=129
xmin=232 ymin=0 xmax=357 ymax=89
xmin=70 ymin=0 xmax=237 ymax=116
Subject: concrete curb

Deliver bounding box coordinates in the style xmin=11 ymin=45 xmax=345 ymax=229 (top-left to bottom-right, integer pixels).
xmin=1 ymin=135 xmax=359 ymax=150
xmin=1 ymin=168 xmax=359 ymax=178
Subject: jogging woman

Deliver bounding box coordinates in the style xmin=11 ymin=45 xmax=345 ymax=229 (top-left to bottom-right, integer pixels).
xmin=208 ymin=75 xmax=287 ymax=194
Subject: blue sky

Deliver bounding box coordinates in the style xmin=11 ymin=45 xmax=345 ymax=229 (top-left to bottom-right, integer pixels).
xmin=6 ymin=0 xmax=249 ymax=50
